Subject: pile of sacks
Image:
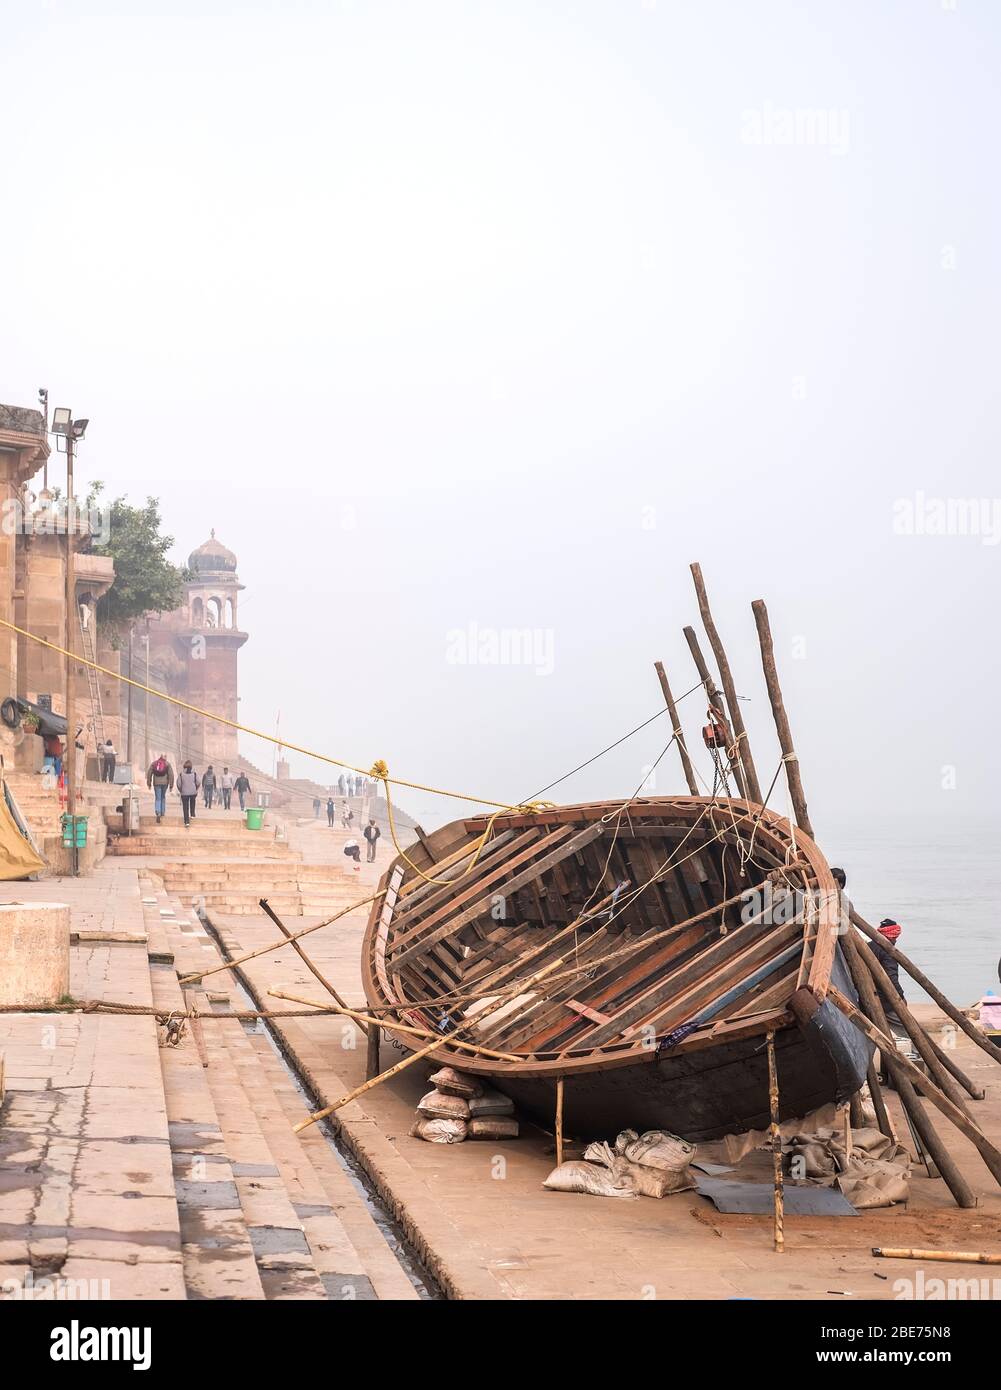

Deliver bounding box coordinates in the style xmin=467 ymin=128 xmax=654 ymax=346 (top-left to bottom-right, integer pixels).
xmin=543 ymin=1129 xmax=696 ymax=1200
xmin=409 ymin=1066 xmax=520 ymax=1145
xmin=785 ymin=1124 xmax=910 ymax=1209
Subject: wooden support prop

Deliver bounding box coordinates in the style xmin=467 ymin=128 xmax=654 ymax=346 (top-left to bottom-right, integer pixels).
xmin=873 ymin=1247 xmax=1001 ymax=1267
xmin=866 ymin=1061 xmax=896 ymax=1145
xmin=294 ymin=1033 xmax=448 ymax=1133
xmin=750 ymin=600 xmax=814 ymax=839
xmin=178 ymin=889 xmax=385 ymax=985
xmin=850 ymin=907 xmax=1001 ymax=1069
xmin=555 ymin=1075 xmax=565 ymax=1168
xmin=269 ymin=988 xmax=523 ymax=1062
xmin=366 ymin=1021 xmax=381 ymax=1080
xmin=654 ymin=661 xmax=699 ymax=795
xmin=683 ymin=625 xmax=746 ymax=798
xmin=841 ymin=939 xmax=958 ymax=1191
xmin=828 ymin=984 xmax=1001 ymax=1192
xmin=852 ymin=932 xmax=979 ymax=1108
xmin=259 ymin=897 xmax=368 ymax=1037
xmin=690 ymin=563 xmax=763 ymax=804
xmin=849 ymin=1091 xmax=865 ymax=1131
xmin=766 ymin=1029 xmax=784 ymax=1254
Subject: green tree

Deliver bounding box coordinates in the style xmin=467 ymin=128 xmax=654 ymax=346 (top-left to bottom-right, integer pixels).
xmin=86 ymin=482 xmax=188 ymax=642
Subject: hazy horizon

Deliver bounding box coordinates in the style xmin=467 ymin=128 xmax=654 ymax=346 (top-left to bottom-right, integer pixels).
xmin=5 ymin=0 xmax=1000 ymax=836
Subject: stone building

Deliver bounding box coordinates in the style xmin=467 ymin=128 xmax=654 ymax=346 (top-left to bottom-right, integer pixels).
xmin=141 ymin=532 xmax=247 ymax=768
xmin=0 ymin=401 xmax=119 ymax=773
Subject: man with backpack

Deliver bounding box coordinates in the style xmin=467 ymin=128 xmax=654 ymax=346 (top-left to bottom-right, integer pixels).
xmin=146 ymin=754 xmax=175 ymax=823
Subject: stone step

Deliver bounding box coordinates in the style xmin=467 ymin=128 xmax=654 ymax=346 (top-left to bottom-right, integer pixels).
xmin=112 ymin=840 xmax=299 ymax=860
xmin=143 ymin=890 xmax=267 ymax=1300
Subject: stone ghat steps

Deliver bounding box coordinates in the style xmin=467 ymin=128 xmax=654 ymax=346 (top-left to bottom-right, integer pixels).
xmin=137 ymin=815 xmax=253 ymax=834
xmin=112 ymin=837 xmax=298 ymax=860
xmin=145 ymin=877 xmax=409 ymax=1299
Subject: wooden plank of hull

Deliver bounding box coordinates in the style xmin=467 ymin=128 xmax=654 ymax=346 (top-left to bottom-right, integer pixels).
xmin=388 ymin=823 xmax=605 ymax=975
xmin=389 ymin=827 xmax=551 ymax=947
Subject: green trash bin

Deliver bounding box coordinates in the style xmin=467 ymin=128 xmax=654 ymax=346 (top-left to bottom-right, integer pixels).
xmin=61 ymin=814 xmax=88 ymax=848
xmin=245 ymin=807 xmax=265 ymax=831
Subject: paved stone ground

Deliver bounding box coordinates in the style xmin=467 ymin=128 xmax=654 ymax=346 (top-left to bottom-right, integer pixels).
xmin=0 ymin=858 xmax=419 ymax=1301
xmin=209 ymin=828 xmax=1001 ymax=1301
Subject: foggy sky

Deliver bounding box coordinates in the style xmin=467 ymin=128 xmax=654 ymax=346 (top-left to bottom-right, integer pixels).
xmin=4 ymin=0 xmax=999 ymax=836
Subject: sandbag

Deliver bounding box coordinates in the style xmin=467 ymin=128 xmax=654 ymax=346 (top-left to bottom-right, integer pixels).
xmin=613 ymin=1155 xmax=693 ymax=1198
xmin=543 ymin=1161 xmax=637 ymax=1199
xmin=410 ymin=1117 xmax=468 ymax=1144
xmin=417 ymin=1088 xmax=470 ymax=1120
xmin=616 ymin=1128 xmax=696 ymax=1173
xmin=467 ymin=1116 xmax=519 ymax=1140
xmin=468 ymin=1086 xmax=515 ymax=1117
xmin=428 ymin=1066 xmax=482 ymax=1099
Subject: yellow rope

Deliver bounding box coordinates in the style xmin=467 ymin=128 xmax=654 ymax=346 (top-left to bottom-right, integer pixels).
xmin=372 ymin=760 xmax=553 ymax=885
xmin=0 ymin=616 xmax=550 ymax=817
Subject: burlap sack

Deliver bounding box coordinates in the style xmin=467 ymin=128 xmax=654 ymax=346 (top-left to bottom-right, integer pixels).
xmin=417 ymin=1088 xmax=470 ymax=1120
xmin=409 ymin=1116 xmax=468 ymax=1144
xmin=428 ymin=1066 xmax=482 ymax=1099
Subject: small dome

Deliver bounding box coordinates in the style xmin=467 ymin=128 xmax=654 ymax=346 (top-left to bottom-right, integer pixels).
xmin=188 ymin=530 xmax=237 ymax=574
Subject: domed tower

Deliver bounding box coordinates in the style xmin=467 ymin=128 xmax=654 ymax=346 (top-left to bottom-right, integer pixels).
xmin=177 ymin=531 xmax=247 ymax=765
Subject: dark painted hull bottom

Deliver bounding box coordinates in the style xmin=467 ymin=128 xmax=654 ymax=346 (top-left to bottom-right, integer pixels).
xmin=492 ymin=950 xmax=873 ymax=1142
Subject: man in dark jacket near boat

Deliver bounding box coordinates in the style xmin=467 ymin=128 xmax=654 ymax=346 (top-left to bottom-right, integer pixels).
xmin=872 ymin=919 xmax=905 ymax=1010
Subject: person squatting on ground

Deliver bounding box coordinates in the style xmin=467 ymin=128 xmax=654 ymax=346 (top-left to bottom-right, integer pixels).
xmin=344 ymin=838 xmax=361 ymax=871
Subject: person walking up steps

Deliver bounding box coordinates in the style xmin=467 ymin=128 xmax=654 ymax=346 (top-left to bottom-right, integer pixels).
xmin=202 ymin=765 xmax=216 ymax=810
xmin=326 ymin=795 xmax=335 ymax=826
xmin=234 ymin=771 xmax=251 ymax=811
xmin=364 ymin=818 xmax=381 ymax=862
xmin=146 ymin=754 xmax=174 ymax=823
xmin=177 ymin=761 xmax=199 ymax=827
xmin=220 ymin=767 xmax=233 ymax=810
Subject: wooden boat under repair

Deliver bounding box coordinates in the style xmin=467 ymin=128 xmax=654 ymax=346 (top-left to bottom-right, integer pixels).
xmin=362 ymin=797 xmax=873 ymax=1141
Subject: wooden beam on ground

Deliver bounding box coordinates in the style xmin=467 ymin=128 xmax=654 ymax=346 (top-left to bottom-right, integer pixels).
xmin=690 ymin=562 xmax=763 ymax=804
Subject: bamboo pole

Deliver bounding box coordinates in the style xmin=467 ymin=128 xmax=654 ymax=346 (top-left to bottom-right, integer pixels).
xmin=366 ymin=1022 xmax=381 ymax=1081
xmin=766 ymin=1030 xmax=784 ymax=1253
xmin=873 ymin=1247 xmax=1001 ymax=1266
xmin=683 ymin=625 xmax=746 ymax=797
xmin=749 ymin=600 xmax=814 ymax=838
xmin=690 ymin=563 xmax=762 ymax=804
xmin=555 ymin=1075 xmax=565 ymax=1168
xmin=258 ymin=897 xmax=368 ymax=1037
xmin=654 ymin=661 xmax=698 ymax=795
xmin=849 ymin=907 xmax=1001 ymax=1068
xmin=293 ymin=1032 xmax=448 ymax=1133
xmin=177 ymin=889 xmax=385 ymax=985
xmin=268 ymin=988 xmax=522 ymax=1062
xmin=852 ymin=933 xmax=980 ymax=1108
xmin=828 ymin=985 xmax=1001 ymax=1191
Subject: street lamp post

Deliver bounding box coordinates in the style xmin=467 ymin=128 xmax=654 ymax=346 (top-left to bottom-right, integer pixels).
xmin=143 ymin=632 xmax=150 ymax=772
xmin=51 ymin=408 xmax=89 ymax=877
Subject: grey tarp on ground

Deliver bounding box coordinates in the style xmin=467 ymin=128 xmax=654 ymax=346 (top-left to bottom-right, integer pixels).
xmin=694 ymin=1175 xmax=858 ymax=1216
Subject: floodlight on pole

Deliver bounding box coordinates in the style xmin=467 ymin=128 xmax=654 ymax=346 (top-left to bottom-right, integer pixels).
xmin=51 ymin=407 xmax=72 ymax=435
